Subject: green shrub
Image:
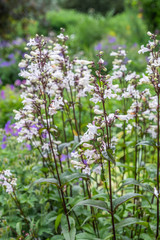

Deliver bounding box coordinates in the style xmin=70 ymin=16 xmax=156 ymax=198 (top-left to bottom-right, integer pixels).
xmin=0 ymin=85 xmax=22 ymax=128
xmin=59 ymin=0 xmax=124 ymax=15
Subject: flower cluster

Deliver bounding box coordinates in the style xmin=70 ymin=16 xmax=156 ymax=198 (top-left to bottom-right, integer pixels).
xmin=0 ymin=170 xmax=17 ymax=194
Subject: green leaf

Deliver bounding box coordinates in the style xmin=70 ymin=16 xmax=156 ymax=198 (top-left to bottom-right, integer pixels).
xmin=103 ymin=234 xmax=114 ymax=240
xmin=76 ymin=232 xmax=100 ymax=240
xmin=61 ymin=215 xmax=76 ymax=240
xmin=102 ymin=150 xmax=116 ymax=165
xmin=32 ymin=178 xmax=59 ymax=188
xmin=115 ymin=217 xmax=149 ymax=229
xmin=60 ymin=173 xmax=93 ymax=187
xmin=113 ymin=193 xmax=144 ymax=211
xmin=140 ymin=233 xmax=153 ymax=240
xmin=58 ymin=141 xmax=74 ymax=153
xmin=55 ymin=213 xmax=63 ymax=233
xmin=74 ymin=199 xmax=109 ymax=212
xmin=16 ymin=222 xmax=22 ymax=235
xmin=136 ymin=140 xmax=156 ymax=147
xmin=51 ymin=236 xmax=64 ymax=240
xmin=118 ymin=178 xmax=154 ymax=194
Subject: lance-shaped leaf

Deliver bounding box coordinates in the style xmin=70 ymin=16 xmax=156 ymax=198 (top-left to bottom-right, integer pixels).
xmin=113 ymin=193 xmax=144 ymax=211
xmin=55 ymin=213 xmax=62 ymax=233
xmin=74 ymin=199 xmax=110 ymax=212
xmin=33 ymin=178 xmax=59 ymax=188
xmin=76 ymin=232 xmax=101 ymax=240
xmin=61 ymin=215 xmax=76 ymax=240
xmin=136 ymin=140 xmax=157 ymax=148
xmin=118 ymin=178 xmax=154 ymax=194
xmin=115 ymin=217 xmax=149 ymax=229
xmin=102 ymin=150 xmax=116 ymax=165
xmin=58 ymin=141 xmax=74 ymax=153
xmin=60 ymin=173 xmax=93 ymax=187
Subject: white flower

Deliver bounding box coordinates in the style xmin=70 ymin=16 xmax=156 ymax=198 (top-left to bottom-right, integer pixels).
xmin=125 ymin=72 xmax=137 ymax=82
xmin=4 ymin=170 xmax=12 ymax=177
xmin=115 ymin=123 xmax=123 ymax=128
xmin=42 ymin=143 xmax=50 ymax=151
xmin=94 ymin=109 xmax=103 ymax=115
xmin=74 ymin=60 xmax=93 ymax=65
xmin=118 ymin=115 xmax=129 ymax=121
xmin=110 ymin=51 xmax=118 ymax=57
xmin=27 ymin=38 xmax=38 ymax=46
xmin=154 ymin=187 xmax=159 ymax=198
xmin=98 ymin=58 xmax=104 ymax=64
xmin=87 ymin=123 xmax=98 ymax=135
xmin=83 ymin=167 xmax=91 ymax=175
xmin=93 ymin=165 xmax=101 ymax=175
xmin=138 ymin=45 xmax=150 ymax=54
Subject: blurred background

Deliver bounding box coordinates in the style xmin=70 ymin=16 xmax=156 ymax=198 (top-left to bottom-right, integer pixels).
xmin=0 ymin=0 xmax=159 ymax=127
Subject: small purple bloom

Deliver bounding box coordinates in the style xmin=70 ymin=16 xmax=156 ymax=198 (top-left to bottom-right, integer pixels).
xmin=132 ymin=43 xmax=138 ymax=48
xmin=1 ymin=143 xmax=7 ymax=149
xmin=112 ymin=45 xmax=119 ymax=50
xmin=26 ymin=144 xmax=31 ymax=150
xmin=15 ymin=79 xmax=21 ymax=86
xmin=10 ymin=85 xmax=15 ymax=91
xmin=4 ymin=120 xmax=13 ymax=135
xmin=61 ymin=154 xmax=67 ymax=162
xmin=8 ymin=53 xmax=14 ymax=59
xmin=83 ymin=160 xmax=87 ymax=165
xmin=108 ymin=36 xmax=116 ymax=43
xmin=2 ymin=135 xmax=7 ymax=142
xmin=121 ymin=44 xmax=126 ymax=48
xmin=0 ymin=79 xmax=2 ymax=85
xmin=0 ymin=61 xmax=11 ymax=67
xmin=60 ymin=154 xmax=71 ymax=162
xmin=22 ymin=80 xmax=26 ymax=85
xmin=146 ymin=56 xmax=149 ymax=63
xmin=94 ymin=43 xmax=102 ymax=51
xmin=1 ymin=90 xmax=5 ymax=99
xmin=123 ymin=57 xmax=129 ymax=64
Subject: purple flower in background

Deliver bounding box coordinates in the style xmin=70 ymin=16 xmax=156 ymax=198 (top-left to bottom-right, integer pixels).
xmin=1 ymin=143 xmax=6 ymax=149
xmin=2 ymin=135 xmax=7 ymax=142
xmin=1 ymin=135 xmax=7 ymax=149
xmin=83 ymin=160 xmax=87 ymax=165
xmin=132 ymin=43 xmax=138 ymax=48
xmin=60 ymin=154 xmax=71 ymax=162
xmin=121 ymin=44 xmax=126 ymax=48
xmin=25 ymin=144 xmax=31 ymax=150
xmin=22 ymin=80 xmax=26 ymax=85
xmin=8 ymin=53 xmax=14 ymax=59
xmin=42 ymin=131 xmax=47 ymax=139
xmin=112 ymin=45 xmax=119 ymax=50
xmin=0 ymin=61 xmax=11 ymax=67
xmin=10 ymin=85 xmax=15 ymax=91
xmin=15 ymin=79 xmax=21 ymax=86
xmin=0 ymin=79 xmax=2 ymax=85
xmin=146 ymin=56 xmax=149 ymax=63
xmin=1 ymin=90 xmax=5 ymax=99
xmin=12 ymin=38 xmax=24 ymax=46
xmin=0 ymin=40 xmax=10 ymax=48
xmin=108 ymin=36 xmax=116 ymax=43
xmin=4 ymin=120 xmax=14 ymax=135
xmin=94 ymin=43 xmax=102 ymax=51
xmin=123 ymin=57 xmax=129 ymax=65
xmin=12 ymin=123 xmax=22 ymax=136
xmin=104 ymin=61 xmax=108 ymax=66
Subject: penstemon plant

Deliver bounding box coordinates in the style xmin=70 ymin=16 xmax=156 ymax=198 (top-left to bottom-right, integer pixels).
xmin=1 ymin=30 xmax=160 ymax=239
